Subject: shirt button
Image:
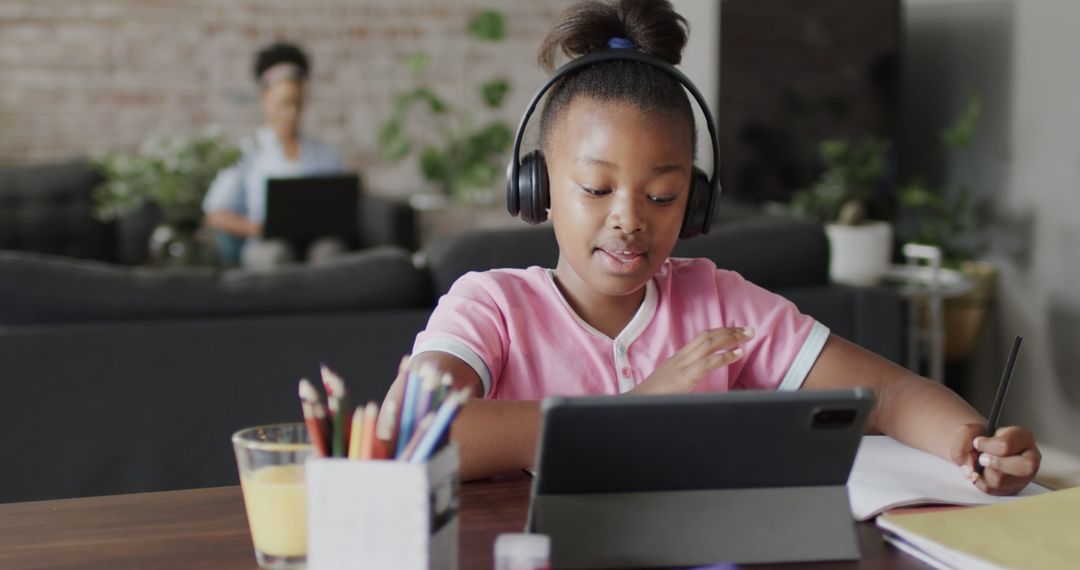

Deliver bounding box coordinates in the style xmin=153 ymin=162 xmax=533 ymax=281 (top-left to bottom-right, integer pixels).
xmin=617 ymin=344 xmax=627 ymax=356
xmin=621 ymin=366 xmax=631 ymax=378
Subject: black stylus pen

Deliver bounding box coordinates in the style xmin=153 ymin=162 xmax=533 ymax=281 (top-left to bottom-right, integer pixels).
xmin=976 ymin=335 xmax=1023 ymax=475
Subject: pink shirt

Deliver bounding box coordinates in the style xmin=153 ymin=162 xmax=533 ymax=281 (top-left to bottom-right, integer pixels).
xmin=413 ymin=257 xmax=829 ymax=400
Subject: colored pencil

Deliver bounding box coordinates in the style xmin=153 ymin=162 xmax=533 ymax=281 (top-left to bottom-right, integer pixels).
xmin=396 ymin=363 xmax=429 ymax=458
xmin=398 ymin=412 xmax=436 ymax=461
xmin=321 ymin=364 xmax=351 ymax=457
xmin=298 ymin=378 xmax=330 ymax=457
xmin=358 ymin=401 xmax=379 ymax=460
xmin=373 ymin=398 xmax=398 ymax=460
xmin=347 ymin=405 xmax=365 ymax=460
xmin=432 ymin=372 xmax=454 ymax=410
xmin=414 ymin=367 xmax=439 ymax=421
xmin=407 ymin=388 xmax=470 ymax=464
xmin=376 ymin=355 xmax=409 ymax=457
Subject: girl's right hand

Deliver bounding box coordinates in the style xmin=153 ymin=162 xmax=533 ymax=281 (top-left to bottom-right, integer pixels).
xmin=629 ymin=326 xmax=754 ymax=395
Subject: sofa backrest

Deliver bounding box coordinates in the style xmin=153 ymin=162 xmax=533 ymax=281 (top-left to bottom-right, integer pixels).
xmin=420 ymin=224 xmax=560 ymax=297
xmin=0 ymin=160 xmax=117 ymax=262
xmin=420 ymin=217 xmax=829 ymax=297
xmin=0 ymin=246 xmax=432 ymax=326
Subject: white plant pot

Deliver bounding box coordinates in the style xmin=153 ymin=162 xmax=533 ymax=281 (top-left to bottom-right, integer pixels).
xmin=825 ymin=221 xmax=893 ymax=286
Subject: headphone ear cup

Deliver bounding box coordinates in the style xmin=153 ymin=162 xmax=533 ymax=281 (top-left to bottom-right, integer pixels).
xmin=518 ymin=150 xmax=550 ymax=225
xmin=506 ymin=159 xmax=521 ymax=217
xmin=679 ymin=167 xmax=714 ymax=239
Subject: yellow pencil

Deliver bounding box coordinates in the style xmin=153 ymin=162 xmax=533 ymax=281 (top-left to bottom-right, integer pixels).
xmin=358 ymin=401 xmax=379 ymax=460
xmin=347 ymin=405 xmax=365 ymax=460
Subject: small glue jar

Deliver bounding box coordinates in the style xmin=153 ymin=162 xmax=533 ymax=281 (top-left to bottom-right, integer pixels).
xmin=494 ymin=533 xmax=551 ymax=570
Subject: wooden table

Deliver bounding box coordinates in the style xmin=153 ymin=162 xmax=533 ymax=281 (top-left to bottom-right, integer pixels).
xmin=0 ymin=473 xmax=923 ymax=569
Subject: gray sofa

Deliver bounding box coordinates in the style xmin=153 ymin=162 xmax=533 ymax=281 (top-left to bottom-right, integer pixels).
xmin=0 ymin=159 xmax=419 ymax=266
xmin=0 ymin=162 xmax=905 ymax=503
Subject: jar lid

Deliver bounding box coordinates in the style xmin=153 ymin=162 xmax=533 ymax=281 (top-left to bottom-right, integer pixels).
xmin=494 ymin=532 xmax=551 ymax=560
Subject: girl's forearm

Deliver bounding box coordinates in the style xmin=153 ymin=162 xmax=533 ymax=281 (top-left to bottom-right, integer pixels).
xmin=874 ymin=372 xmax=986 ymax=460
xmin=804 ymin=335 xmax=986 ymax=462
xmin=451 ymin=399 xmax=541 ymax=481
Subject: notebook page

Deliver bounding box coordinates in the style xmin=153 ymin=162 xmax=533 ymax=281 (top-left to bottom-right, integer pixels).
xmin=847 ymin=436 xmax=1048 ymax=521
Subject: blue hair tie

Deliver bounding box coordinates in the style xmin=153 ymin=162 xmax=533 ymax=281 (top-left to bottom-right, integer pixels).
xmin=607 ymin=37 xmax=635 ymax=50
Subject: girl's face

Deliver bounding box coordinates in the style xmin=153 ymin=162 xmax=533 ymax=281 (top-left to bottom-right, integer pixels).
xmin=546 ymin=97 xmax=694 ymax=303
xmin=260 ymin=79 xmax=305 ymax=140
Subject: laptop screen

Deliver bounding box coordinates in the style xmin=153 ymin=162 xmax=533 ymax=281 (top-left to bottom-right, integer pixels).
xmin=263 ymin=174 xmax=360 ymax=246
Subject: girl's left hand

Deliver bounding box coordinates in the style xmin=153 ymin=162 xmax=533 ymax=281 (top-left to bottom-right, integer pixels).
xmin=950 ymin=423 xmax=1041 ymax=496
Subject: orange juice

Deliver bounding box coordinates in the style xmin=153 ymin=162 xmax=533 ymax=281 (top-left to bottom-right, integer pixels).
xmin=240 ymin=464 xmax=307 ymax=557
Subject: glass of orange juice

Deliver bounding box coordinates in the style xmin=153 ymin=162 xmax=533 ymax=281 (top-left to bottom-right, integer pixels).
xmin=232 ymin=423 xmax=313 ymax=569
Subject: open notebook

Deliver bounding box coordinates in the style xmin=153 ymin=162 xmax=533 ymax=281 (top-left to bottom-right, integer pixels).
xmin=848 ymin=436 xmax=1050 ymax=521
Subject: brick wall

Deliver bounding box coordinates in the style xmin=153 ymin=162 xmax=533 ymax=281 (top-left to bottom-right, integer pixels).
xmin=0 ymin=0 xmax=570 ymax=195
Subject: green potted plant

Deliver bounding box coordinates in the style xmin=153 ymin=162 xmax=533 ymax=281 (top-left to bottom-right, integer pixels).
xmin=897 ymin=96 xmax=982 ymax=268
xmin=897 ymin=96 xmax=992 ymax=361
xmin=790 ymin=137 xmax=894 ymax=285
xmin=377 ymin=9 xmax=513 ymax=205
xmin=92 ymin=130 xmax=242 ymax=267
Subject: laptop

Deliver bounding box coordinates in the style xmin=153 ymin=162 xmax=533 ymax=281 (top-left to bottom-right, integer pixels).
xmin=527 ymin=388 xmax=874 ymax=569
xmin=263 ymin=174 xmax=360 ymax=247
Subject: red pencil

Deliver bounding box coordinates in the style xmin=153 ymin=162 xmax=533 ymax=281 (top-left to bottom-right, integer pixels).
xmin=298 ymin=378 xmax=330 ymax=457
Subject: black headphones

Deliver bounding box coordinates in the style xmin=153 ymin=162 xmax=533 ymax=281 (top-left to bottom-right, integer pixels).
xmin=506 ymin=48 xmax=721 ymax=239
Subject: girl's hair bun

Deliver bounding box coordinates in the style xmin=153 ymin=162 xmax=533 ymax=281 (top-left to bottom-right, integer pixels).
xmin=538 ymin=0 xmax=689 ymax=71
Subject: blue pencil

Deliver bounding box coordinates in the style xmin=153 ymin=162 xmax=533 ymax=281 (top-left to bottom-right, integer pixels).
xmin=407 ymin=388 xmax=469 ymax=464
xmin=395 ymin=368 xmax=423 ymax=458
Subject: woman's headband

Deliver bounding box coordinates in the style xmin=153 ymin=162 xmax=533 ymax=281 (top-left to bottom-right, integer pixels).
xmin=259 ymin=62 xmax=304 ymax=88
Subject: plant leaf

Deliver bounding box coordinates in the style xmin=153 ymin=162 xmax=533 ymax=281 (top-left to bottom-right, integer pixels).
xmin=405 ymin=53 xmax=430 ymax=74
xmin=378 ymin=119 xmax=412 ymax=161
xmin=468 ymin=10 xmax=505 ymax=42
xmin=480 ymin=78 xmax=510 ymax=108
xmin=942 ymin=95 xmax=981 ymax=152
xmin=419 ymin=146 xmax=447 ymax=183
xmin=468 ymin=121 xmax=513 ymax=156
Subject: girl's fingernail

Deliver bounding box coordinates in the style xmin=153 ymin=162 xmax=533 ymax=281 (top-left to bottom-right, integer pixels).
xmin=732 ymin=348 xmax=744 ymax=357
xmin=979 ymin=453 xmax=991 ymax=467
xmin=742 ymin=326 xmax=755 ymax=337
xmin=960 ymin=464 xmax=972 ymax=477
xmin=973 ymin=436 xmax=984 ymax=450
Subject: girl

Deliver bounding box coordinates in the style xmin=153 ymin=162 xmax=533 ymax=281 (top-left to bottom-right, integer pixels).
xmin=394 ymin=0 xmax=1041 ymax=493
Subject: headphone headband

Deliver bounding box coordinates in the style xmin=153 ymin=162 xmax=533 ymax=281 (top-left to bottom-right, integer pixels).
xmin=508 ymin=49 xmax=721 ymax=233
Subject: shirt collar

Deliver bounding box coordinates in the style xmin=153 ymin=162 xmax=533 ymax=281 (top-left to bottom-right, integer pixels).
xmin=256 ymin=126 xmax=307 ymax=161
xmin=544 ymin=269 xmax=658 ymax=345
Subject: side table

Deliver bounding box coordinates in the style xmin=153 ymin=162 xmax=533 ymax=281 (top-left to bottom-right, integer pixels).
xmin=882 ymin=244 xmax=974 ymax=383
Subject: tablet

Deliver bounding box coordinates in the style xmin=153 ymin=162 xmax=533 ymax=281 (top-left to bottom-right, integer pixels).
xmin=528 ymin=388 xmax=875 ymax=568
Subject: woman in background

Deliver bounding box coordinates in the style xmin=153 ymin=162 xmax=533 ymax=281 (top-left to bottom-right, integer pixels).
xmin=203 ymin=41 xmax=345 ymax=268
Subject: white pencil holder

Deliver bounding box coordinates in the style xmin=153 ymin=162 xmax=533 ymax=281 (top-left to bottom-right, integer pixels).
xmin=306 ymin=443 xmax=460 ymax=570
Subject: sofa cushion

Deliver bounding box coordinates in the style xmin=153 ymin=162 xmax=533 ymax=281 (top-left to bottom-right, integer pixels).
xmin=0 ymin=160 xmax=117 ymax=262
xmin=0 ymin=246 xmax=431 ymax=326
xmin=670 ymin=216 xmax=829 ymax=289
xmin=421 ymin=217 xmax=829 ymax=296
xmin=421 ymin=224 xmax=560 ymax=296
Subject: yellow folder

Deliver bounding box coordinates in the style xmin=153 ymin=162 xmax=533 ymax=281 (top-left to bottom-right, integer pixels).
xmin=877 ymin=486 xmax=1080 ymax=570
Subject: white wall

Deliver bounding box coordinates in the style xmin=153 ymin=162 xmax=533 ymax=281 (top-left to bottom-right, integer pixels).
xmin=904 ymin=0 xmax=1080 ymax=454
xmin=673 ymin=0 xmax=720 ymax=174
xmin=991 ymin=0 xmax=1080 ymax=453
